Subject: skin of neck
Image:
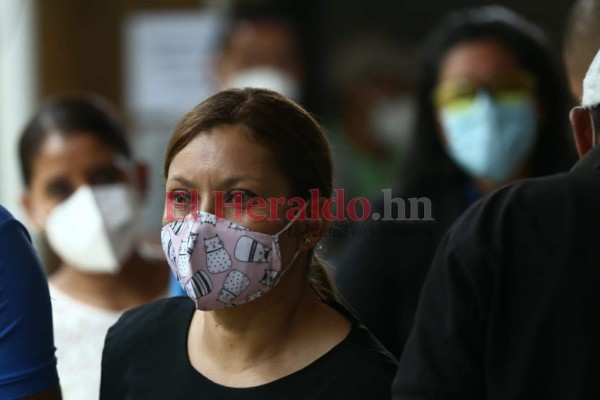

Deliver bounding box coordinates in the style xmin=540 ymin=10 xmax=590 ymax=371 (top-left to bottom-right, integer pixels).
xmin=188 ymin=252 xmax=322 ymax=370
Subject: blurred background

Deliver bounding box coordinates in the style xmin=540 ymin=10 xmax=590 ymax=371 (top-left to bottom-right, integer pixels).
xmin=0 ymin=0 xmax=575 ymax=262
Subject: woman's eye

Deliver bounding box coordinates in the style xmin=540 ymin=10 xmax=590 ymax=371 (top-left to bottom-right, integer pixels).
xmin=166 ymin=190 xmax=192 ymax=219
xmin=225 ymin=190 xmax=256 ymax=205
xmin=90 ymin=166 xmax=122 ymax=185
xmin=46 ymin=180 xmax=73 ymax=201
xmin=173 ymin=191 xmax=191 ymax=205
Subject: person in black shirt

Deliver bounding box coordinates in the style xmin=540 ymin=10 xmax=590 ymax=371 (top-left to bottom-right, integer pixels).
xmin=103 ymin=296 xmax=395 ymax=400
xmin=392 ymin=40 xmax=600 ymax=400
xmin=100 ymin=89 xmax=396 ymax=399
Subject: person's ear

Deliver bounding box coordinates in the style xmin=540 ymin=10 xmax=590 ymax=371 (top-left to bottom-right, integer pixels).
xmin=20 ymin=192 xmax=43 ymax=231
xmin=297 ymin=196 xmax=330 ymax=251
xmin=570 ymin=106 xmax=594 ymax=158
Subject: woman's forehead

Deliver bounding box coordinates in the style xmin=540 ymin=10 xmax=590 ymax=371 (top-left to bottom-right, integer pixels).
xmin=167 ymin=126 xmax=293 ymax=204
xmin=38 ymin=131 xmax=120 ymax=158
xmin=31 ymin=132 xmax=128 ymax=182
xmin=168 ymin=125 xmax=280 ymax=181
xmin=439 ymin=40 xmax=522 ymax=83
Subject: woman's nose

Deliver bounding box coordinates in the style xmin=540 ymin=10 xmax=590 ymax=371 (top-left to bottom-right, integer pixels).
xmin=196 ymin=189 xmax=220 ymax=216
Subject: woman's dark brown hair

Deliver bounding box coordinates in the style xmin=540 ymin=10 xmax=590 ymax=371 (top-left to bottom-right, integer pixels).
xmin=19 ymin=93 xmax=130 ymax=187
xmin=164 ymin=88 xmax=337 ymax=303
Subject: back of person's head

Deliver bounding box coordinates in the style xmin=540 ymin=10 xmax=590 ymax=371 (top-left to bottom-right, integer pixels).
xmin=570 ymin=49 xmax=600 ymax=157
xmin=19 ymin=93 xmax=131 ymax=187
xmin=402 ymin=5 xmax=575 ymax=194
xmin=164 ymin=88 xmax=337 ymax=302
xmin=564 ymin=0 xmax=600 ymax=101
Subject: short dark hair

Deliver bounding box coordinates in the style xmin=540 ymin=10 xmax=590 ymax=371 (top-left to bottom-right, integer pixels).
xmin=399 ymin=6 xmax=577 ymax=196
xmin=19 ymin=93 xmax=131 ymax=186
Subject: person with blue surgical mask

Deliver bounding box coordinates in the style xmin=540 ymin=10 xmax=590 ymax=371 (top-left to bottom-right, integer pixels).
xmin=434 ymin=68 xmax=538 ymax=186
xmin=392 ymin=36 xmax=600 ymax=399
xmin=333 ymin=5 xmax=577 ymax=359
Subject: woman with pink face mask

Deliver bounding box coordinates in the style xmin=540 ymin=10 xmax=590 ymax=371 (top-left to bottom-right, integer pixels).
xmin=19 ymin=94 xmax=169 ymax=400
xmin=100 ymin=89 xmax=397 ymax=399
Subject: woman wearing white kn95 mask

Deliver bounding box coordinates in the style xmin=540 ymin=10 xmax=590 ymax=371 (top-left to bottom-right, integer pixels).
xmin=18 ymin=94 xmax=169 ymax=400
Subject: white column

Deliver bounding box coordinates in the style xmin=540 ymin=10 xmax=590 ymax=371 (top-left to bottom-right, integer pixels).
xmin=0 ymin=0 xmax=38 ymax=219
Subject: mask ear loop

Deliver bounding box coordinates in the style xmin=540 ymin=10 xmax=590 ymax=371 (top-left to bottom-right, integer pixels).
xmin=273 ymin=199 xmax=312 ymax=280
xmin=279 ymin=250 xmax=303 ymax=276
xmin=274 ymin=199 xmax=312 ymax=237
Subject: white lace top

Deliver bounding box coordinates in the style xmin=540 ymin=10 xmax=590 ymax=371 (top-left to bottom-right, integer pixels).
xmin=49 ymin=284 xmax=122 ymax=400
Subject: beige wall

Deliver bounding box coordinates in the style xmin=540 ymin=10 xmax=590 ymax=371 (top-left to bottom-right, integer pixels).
xmin=38 ymin=0 xmax=204 ymax=108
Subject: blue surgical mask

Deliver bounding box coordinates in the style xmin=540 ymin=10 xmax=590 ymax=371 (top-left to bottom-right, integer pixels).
xmin=439 ymin=90 xmax=537 ymax=184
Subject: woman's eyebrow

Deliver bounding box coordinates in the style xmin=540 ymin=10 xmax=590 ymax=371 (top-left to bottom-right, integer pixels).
xmin=219 ymin=175 xmax=265 ymax=186
xmin=167 ymin=175 xmax=196 ymax=188
xmin=89 ymin=163 xmax=123 ymax=175
xmin=167 ymin=175 xmax=264 ymax=188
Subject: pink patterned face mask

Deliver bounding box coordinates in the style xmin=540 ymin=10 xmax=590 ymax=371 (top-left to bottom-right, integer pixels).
xmin=160 ymin=211 xmax=302 ymax=310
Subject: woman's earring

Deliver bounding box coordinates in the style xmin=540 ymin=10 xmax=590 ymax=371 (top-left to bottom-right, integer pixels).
xmin=303 ymin=237 xmax=311 ymax=245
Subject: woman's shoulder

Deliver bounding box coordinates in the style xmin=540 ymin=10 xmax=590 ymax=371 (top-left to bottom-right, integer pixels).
xmin=104 ymin=297 xmax=193 ymax=352
xmin=291 ymin=302 xmax=397 ymax=399
xmin=100 ymin=298 xmax=194 ymax=397
xmin=114 ymin=296 xmax=191 ymax=327
xmin=328 ymin=301 xmax=397 ymax=370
